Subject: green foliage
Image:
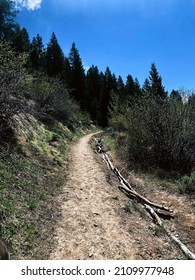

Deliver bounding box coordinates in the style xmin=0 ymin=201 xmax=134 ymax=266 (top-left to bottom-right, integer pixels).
xmin=0 ymin=0 xmax=17 ymax=40
xmin=109 ymin=64 xmax=195 ymax=177
xmin=154 ymin=225 xmax=165 ymax=236
xmin=27 ymin=74 xmax=80 ymax=124
xmin=0 ymin=199 xmax=15 ymax=217
xmin=68 ymin=42 xmax=86 ymax=105
xmin=179 ymin=172 xmax=195 ymax=194
xmin=13 ymin=26 xmax=30 ymax=53
xmin=124 ymin=201 xmax=134 ymax=213
xmin=102 ymin=135 xmax=116 ymax=151
xmin=149 ymin=63 xmax=167 ymax=99
xmin=85 ymin=65 xmax=102 ymax=123
xmin=0 ymin=149 xmax=67 ymax=258
xmin=30 ymin=34 xmax=45 ymax=70
xmin=0 ymin=42 xmax=29 ymax=98
xmin=45 ymin=32 xmax=65 ymax=77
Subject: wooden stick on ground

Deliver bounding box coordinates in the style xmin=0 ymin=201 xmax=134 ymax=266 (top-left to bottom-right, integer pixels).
xmin=144 ymin=204 xmax=195 ymax=260
xmin=94 ymin=138 xmax=195 ymax=260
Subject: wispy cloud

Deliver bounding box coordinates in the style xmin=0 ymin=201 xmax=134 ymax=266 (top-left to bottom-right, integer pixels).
xmin=15 ymin=0 xmax=43 ymax=11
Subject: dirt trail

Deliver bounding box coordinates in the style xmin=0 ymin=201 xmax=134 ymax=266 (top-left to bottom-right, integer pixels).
xmin=50 ymin=133 xmax=195 ymax=260
xmin=50 ymin=133 xmax=138 ymax=259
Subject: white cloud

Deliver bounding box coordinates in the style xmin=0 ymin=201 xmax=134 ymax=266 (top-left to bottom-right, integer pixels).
xmin=15 ymin=0 xmax=43 ymax=11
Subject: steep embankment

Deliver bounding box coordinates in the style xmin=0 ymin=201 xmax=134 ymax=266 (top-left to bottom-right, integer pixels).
xmin=0 ymin=108 xmax=95 ymax=259
xmin=50 ymin=133 xmax=194 ymax=260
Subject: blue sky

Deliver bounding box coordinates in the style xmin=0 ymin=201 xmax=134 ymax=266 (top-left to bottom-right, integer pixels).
xmin=16 ymin=0 xmax=195 ymax=92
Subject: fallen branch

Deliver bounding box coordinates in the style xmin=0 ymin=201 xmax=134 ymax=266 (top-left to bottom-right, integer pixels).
xmin=145 ymin=204 xmax=195 ymax=260
xmin=96 ymin=138 xmax=170 ymax=212
xmin=94 ymin=137 xmax=195 ymax=260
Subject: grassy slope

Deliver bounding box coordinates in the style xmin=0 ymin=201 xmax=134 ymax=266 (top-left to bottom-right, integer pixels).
xmin=0 ymin=111 xmax=96 ymax=259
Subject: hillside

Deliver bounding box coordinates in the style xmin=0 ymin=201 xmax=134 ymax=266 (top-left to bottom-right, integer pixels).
xmin=0 ymin=95 xmax=95 ymax=259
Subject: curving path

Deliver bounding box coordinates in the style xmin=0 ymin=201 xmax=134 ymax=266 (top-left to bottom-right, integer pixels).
xmin=50 ymin=133 xmax=137 ymax=259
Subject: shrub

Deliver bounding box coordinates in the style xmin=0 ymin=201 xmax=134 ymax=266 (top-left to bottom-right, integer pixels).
xmin=119 ymin=94 xmax=195 ymax=174
xmin=28 ymin=75 xmax=80 ymax=125
xmin=179 ymin=172 xmax=195 ymax=194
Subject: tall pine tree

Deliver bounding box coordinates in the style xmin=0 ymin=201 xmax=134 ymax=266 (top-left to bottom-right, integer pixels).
xmin=148 ymin=63 xmax=167 ymax=99
xmin=45 ymin=32 xmax=65 ymax=77
xmin=68 ymin=42 xmax=85 ymax=105
xmin=100 ymin=67 xmax=116 ymax=127
xmin=30 ymin=34 xmax=45 ymax=70
xmin=13 ymin=26 xmax=30 ymax=53
xmin=0 ymin=0 xmax=17 ymax=40
xmin=85 ymin=65 xmax=101 ymax=123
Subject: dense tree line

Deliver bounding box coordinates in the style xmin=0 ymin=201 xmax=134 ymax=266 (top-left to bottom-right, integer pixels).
xmin=0 ymin=0 xmax=195 ymax=177
xmin=110 ymin=65 xmax=195 ymax=177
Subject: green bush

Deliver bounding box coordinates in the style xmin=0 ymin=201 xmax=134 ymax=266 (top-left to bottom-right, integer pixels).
xmin=179 ymin=172 xmax=195 ymax=194
xmin=113 ymin=93 xmax=195 ymax=175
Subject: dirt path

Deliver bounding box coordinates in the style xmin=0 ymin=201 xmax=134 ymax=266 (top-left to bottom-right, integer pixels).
xmin=50 ymin=133 xmax=138 ymax=259
xmin=50 ymin=133 xmax=195 ymax=260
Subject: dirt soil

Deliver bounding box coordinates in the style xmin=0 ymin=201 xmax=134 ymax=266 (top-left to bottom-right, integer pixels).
xmin=50 ymin=133 xmax=195 ymax=260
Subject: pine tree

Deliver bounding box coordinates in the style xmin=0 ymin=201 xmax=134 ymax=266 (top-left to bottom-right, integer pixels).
xmin=68 ymin=42 xmax=85 ymax=105
xmin=13 ymin=26 xmax=30 ymax=53
xmin=113 ymin=75 xmax=125 ymax=113
xmin=125 ymin=75 xmax=136 ymax=103
xmin=0 ymin=0 xmax=17 ymax=40
xmin=45 ymin=32 xmax=65 ymax=77
xmin=30 ymin=34 xmax=45 ymax=70
xmin=117 ymin=76 xmax=125 ymax=96
xmin=124 ymin=75 xmax=141 ymax=105
xmin=100 ymin=67 xmax=116 ymax=127
xmin=142 ymin=78 xmax=151 ymax=95
xmin=63 ymin=57 xmax=72 ymax=85
xmin=148 ymin=63 xmax=167 ymax=99
xmin=85 ymin=65 xmax=101 ymax=123
xmin=170 ymin=89 xmax=182 ymax=102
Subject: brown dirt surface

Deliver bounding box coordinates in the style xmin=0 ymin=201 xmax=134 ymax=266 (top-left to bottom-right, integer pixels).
xmin=50 ymin=133 xmax=195 ymax=260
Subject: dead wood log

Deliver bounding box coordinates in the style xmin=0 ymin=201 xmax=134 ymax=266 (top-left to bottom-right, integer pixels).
xmin=94 ymin=138 xmax=195 ymax=260
xmin=144 ymin=204 xmax=195 ymax=260
xmin=119 ymin=184 xmax=170 ymax=212
xmin=166 ymin=228 xmax=195 ymax=260
xmin=96 ymin=139 xmax=171 ymax=212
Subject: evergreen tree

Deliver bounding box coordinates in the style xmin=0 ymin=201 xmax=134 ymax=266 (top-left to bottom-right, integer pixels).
xmin=68 ymin=42 xmax=85 ymax=105
xmin=85 ymin=65 xmax=101 ymax=123
xmin=13 ymin=26 xmax=30 ymax=53
xmin=100 ymin=67 xmax=116 ymax=127
xmin=30 ymin=34 xmax=45 ymax=70
xmin=170 ymin=89 xmax=182 ymax=102
xmin=117 ymin=75 xmax=125 ymax=96
xmin=124 ymin=75 xmax=142 ymax=105
xmin=114 ymin=75 xmax=125 ymax=113
xmin=0 ymin=0 xmax=17 ymax=40
xmin=63 ymin=57 xmax=72 ymax=85
xmin=148 ymin=63 xmax=167 ymax=98
xmin=142 ymin=78 xmax=151 ymax=95
xmin=134 ymin=78 xmax=141 ymax=94
xmin=125 ymin=75 xmax=136 ymax=103
xmin=45 ymin=32 xmax=65 ymax=77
